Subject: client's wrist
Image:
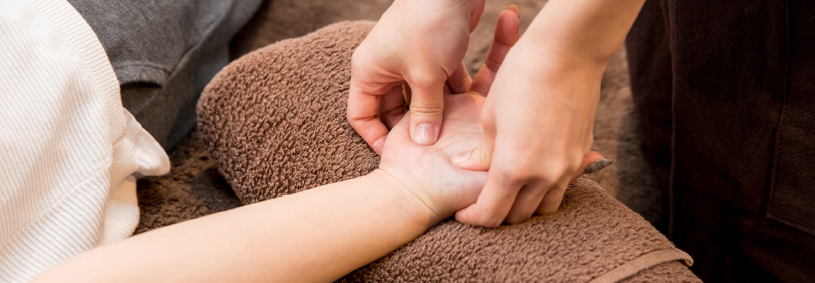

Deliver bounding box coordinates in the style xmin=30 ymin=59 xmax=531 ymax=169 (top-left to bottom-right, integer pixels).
xmin=364 ymin=169 xmax=446 ymax=230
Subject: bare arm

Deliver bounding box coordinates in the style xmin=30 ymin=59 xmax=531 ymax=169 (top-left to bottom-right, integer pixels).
xmin=32 ymin=171 xmax=434 ymax=283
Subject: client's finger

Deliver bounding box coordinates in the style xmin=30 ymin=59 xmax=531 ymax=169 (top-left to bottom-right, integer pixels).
xmin=447 ymin=61 xmax=472 ymax=94
xmin=379 ymin=86 xmax=408 ymax=129
xmin=453 ymin=6 xmax=520 ymax=170
xmin=469 ymin=5 xmax=521 ymax=96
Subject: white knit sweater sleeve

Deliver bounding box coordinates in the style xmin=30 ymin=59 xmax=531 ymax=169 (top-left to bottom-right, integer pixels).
xmin=0 ymin=0 xmax=170 ymax=281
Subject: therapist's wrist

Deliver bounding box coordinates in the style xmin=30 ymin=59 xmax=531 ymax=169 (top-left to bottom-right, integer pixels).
xmin=512 ymin=38 xmax=611 ymax=76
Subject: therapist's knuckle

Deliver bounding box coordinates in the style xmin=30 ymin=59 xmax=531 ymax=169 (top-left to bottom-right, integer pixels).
xmin=542 ymin=164 xmax=569 ymax=184
xmin=410 ymin=72 xmax=441 ymax=88
xmin=498 ymin=165 xmax=534 ymax=185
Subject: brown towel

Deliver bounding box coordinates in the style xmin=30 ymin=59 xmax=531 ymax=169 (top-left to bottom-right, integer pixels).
xmin=198 ymin=21 xmax=700 ymax=282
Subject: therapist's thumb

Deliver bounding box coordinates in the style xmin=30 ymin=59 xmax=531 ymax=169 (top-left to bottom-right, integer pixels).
xmin=407 ymin=76 xmax=446 ymax=146
xmin=451 ymin=138 xmax=494 ymax=171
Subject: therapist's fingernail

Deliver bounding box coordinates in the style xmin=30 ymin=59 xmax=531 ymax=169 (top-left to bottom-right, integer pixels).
xmin=584 ymin=159 xmax=613 ymax=174
xmin=413 ymin=123 xmax=437 ymax=145
xmin=451 ymin=150 xmax=472 ymax=165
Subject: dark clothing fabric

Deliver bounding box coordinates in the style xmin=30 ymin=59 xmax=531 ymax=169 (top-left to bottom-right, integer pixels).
xmin=627 ymin=0 xmax=815 ymax=281
xmin=68 ymin=0 xmax=262 ymax=149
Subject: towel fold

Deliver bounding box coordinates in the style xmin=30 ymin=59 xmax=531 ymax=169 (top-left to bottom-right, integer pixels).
xmin=198 ymin=21 xmax=700 ymax=282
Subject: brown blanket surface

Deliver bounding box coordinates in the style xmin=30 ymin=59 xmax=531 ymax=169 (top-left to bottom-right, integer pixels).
xmin=134 ymin=130 xmax=241 ymax=234
xmin=198 ymin=21 xmax=699 ymax=282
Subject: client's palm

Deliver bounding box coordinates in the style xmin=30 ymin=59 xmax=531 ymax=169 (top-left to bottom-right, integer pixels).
xmin=380 ymin=91 xmax=489 ymax=219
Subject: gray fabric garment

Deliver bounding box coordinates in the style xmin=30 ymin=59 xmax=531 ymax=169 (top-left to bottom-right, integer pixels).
xmin=68 ymin=0 xmax=262 ymax=149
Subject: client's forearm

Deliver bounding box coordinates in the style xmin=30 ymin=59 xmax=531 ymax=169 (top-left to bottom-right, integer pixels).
xmin=33 ymin=170 xmax=436 ymax=283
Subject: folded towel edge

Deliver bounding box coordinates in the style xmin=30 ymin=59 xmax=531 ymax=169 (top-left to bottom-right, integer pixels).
xmin=588 ymin=248 xmax=694 ymax=283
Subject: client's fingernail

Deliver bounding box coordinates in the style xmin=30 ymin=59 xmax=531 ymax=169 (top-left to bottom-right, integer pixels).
xmin=508 ymin=5 xmax=519 ymax=18
xmin=413 ymin=123 xmax=437 ymax=145
xmin=584 ymin=159 xmax=613 ymax=174
xmin=451 ymin=150 xmax=472 ymax=165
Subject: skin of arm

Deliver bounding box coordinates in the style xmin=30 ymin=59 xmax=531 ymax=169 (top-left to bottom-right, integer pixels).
xmin=32 ymin=172 xmax=439 ymax=283
xmin=452 ymin=0 xmax=646 ymax=227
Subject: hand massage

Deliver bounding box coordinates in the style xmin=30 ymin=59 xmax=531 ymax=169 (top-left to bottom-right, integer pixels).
xmin=2 ymin=0 xmax=813 ymax=282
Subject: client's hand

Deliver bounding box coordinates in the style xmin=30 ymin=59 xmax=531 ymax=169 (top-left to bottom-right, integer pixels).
xmin=375 ymin=89 xmax=489 ymax=225
xmin=371 ymin=8 xmax=606 ymax=227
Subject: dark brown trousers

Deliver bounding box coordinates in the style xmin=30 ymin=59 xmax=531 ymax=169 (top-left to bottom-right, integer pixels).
xmin=626 ymin=0 xmax=815 ymax=281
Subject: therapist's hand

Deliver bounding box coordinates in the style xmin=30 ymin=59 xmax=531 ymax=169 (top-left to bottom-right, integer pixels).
xmin=347 ymin=0 xmax=486 ymax=154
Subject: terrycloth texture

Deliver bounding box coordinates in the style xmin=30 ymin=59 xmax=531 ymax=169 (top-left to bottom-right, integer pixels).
xmin=134 ymin=130 xmax=241 ymax=235
xmin=0 ymin=0 xmax=168 ymax=281
xmin=199 ymin=21 xmax=698 ymax=282
xmin=620 ymin=261 xmax=702 ymax=283
xmin=228 ymin=0 xmax=391 ymax=59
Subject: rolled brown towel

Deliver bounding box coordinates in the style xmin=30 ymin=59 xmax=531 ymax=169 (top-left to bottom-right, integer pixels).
xmin=198 ymin=21 xmax=700 ymax=282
